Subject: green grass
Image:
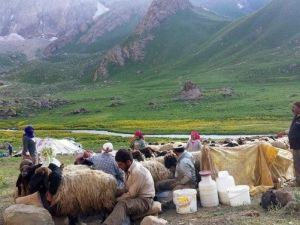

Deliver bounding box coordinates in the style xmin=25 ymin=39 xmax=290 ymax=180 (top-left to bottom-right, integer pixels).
xmin=1 ymin=1 xmax=300 ymax=134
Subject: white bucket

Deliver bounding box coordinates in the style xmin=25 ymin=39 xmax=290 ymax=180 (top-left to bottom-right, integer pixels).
xmin=216 ymin=171 xmax=235 ymax=205
xmin=173 ymin=189 xmax=197 ymax=214
xmin=227 ymin=185 xmax=251 ymax=207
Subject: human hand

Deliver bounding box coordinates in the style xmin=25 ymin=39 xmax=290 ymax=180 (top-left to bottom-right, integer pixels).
xmin=277 ymin=131 xmax=286 ymax=138
xmin=46 ymin=192 xmax=53 ymax=203
xmin=115 ymin=188 xmax=127 ymax=197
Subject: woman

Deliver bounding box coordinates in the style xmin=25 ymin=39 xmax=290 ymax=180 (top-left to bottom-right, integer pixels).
xmin=22 ymin=126 xmax=37 ymax=164
xmin=186 ymin=130 xmax=202 ymax=152
xmin=130 ymin=130 xmax=147 ymax=151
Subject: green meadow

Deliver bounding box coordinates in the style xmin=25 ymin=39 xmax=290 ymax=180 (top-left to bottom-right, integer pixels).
xmin=1 ymin=6 xmax=300 ymax=134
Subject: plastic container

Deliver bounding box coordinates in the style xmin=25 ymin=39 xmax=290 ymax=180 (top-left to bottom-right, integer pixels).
xmin=198 ymin=171 xmax=219 ymax=207
xmin=173 ymin=189 xmax=197 ymax=214
xmin=216 ymin=171 xmax=235 ymax=205
xmin=227 ymin=185 xmax=251 ymax=207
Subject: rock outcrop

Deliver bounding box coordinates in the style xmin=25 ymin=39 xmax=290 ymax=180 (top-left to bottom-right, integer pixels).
xmin=180 ymin=80 xmax=202 ymax=100
xmin=0 ymin=97 xmax=69 ymax=118
xmin=94 ymin=0 xmax=192 ymax=80
xmin=135 ymin=0 xmax=192 ymax=35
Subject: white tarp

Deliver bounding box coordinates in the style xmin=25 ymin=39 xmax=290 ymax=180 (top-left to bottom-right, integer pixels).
xmin=36 ymin=138 xmax=84 ymax=155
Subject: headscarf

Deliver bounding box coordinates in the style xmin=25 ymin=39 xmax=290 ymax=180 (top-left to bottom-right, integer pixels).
xmin=24 ymin=126 xmax=34 ymax=138
xmin=191 ymin=130 xmax=200 ymax=141
xmin=134 ymin=130 xmax=144 ymax=139
xmin=103 ymin=142 xmax=113 ymax=153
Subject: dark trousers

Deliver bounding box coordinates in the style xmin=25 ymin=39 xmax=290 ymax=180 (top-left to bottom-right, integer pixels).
xmin=102 ymin=197 xmax=153 ymax=225
xmin=293 ymin=150 xmax=300 ymax=186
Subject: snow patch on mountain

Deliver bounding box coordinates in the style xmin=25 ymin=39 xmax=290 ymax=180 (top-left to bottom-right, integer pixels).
xmin=93 ymin=2 xmax=110 ymax=20
xmin=237 ymin=3 xmax=244 ymax=9
xmin=0 ymin=33 xmax=25 ymax=42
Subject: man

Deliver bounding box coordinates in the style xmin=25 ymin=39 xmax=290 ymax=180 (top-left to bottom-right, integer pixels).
xmin=85 ymin=143 xmax=124 ymax=188
xmin=7 ymin=143 xmax=13 ymax=156
xmin=278 ymin=102 xmax=300 ymax=186
xmin=22 ymin=126 xmax=37 ymax=164
xmin=102 ymin=149 xmax=155 ymax=225
xmin=156 ymin=142 xmax=197 ymax=192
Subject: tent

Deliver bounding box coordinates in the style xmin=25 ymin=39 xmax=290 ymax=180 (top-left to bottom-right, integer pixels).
xmin=36 ymin=138 xmax=84 ymax=155
xmin=192 ymin=142 xmax=294 ymax=195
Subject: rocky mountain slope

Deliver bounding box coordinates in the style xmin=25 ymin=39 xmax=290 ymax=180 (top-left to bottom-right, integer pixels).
xmin=94 ymin=0 xmax=194 ymax=80
xmin=0 ymin=0 xmax=151 ymax=57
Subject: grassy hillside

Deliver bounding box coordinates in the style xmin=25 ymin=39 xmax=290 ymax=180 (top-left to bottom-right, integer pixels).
xmin=187 ymin=0 xmax=300 ymax=65
xmin=190 ymin=0 xmax=272 ymax=19
xmin=1 ymin=0 xmax=299 ymax=134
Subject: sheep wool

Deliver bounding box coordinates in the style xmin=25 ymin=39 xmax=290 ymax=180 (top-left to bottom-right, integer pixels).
xmin=53 ymin=168 xmax=117 ymax=216
xmin=141 ymin=161 xmax=172 ymax=184
xmin=62 ymin=164 xmax=91 ymax=173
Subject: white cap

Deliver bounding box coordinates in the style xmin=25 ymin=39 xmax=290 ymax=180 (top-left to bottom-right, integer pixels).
xmin=103 ymin=142 xmax=113 ymax=152
xmin=173 ymin=142 xmax=186 ymax=150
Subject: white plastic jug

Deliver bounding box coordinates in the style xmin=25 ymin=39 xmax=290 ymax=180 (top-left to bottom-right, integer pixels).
xmin=198 ymin=171 xmax=219 ymax=207
xmin=227 ymin=185 xmax=251 ymax=207
xmin=173 ymin=189 xmax=197 ymax=214
xmin=216 ymin=171 xmax=235 ymax=205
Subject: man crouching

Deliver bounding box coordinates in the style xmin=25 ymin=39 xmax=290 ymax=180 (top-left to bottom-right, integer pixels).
xmin=102 ymin=149 xmax=155 ymax=225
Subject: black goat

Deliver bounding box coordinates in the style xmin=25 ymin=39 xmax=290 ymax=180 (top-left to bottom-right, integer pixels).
xmin=16 ymin=160 xmax=42 ymax=196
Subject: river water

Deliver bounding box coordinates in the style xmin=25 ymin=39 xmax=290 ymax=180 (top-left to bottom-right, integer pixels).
xmin=71 ymin=130 xmax=269 ymax=140
xmin=0 ymin=129 xmax=270 ymax=139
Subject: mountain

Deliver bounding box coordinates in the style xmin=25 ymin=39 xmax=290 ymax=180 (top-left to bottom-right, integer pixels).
xmin=190 ymin=0 xmax=272 ymax=19
xmin=1 ymin=0 xmax=300 ymax=132
xmin=0 ymin=0 xmax=151 ymax=58
xmin=94 ymin=0 xmax=228 ymax=80
xmin=187 ymin=0 xmax=300 ymax=67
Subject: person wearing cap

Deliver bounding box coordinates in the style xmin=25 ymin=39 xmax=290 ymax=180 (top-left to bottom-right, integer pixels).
xmin=186 ymin=130 xmax=202 ymax=152
xmin=22 ymin=126 xmax=37 ymax=164
xmin=156 ymin=142 xmax=197 ymax=192
xmin=130 ymin=130 xmax=147 ymax=151
xmin=102 ymin=149 xmax=155 ymax=225
xmin=85 ymin=143 xmax=125 ymax=188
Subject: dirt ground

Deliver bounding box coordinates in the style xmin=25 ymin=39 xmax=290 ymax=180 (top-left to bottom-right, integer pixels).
xmin=2 ymin=192 xmax=300 ymax=225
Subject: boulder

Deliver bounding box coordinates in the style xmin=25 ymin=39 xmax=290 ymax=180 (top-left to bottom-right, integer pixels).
xmin=140 ymin=216 xmax=168 ymax=225
xmin=4 ymin=204 xmax=54 ymax=225
xmin=180 ymin=81 xmax=202 ymax=100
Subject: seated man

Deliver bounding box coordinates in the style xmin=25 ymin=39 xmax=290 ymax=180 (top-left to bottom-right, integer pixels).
xmin=102 ymin=149 xmax=155 ymax=225
xmin=156 ymin=142 xmax=197 ymax=192
xmin=85 ymin=143 xmax=125 ymax=188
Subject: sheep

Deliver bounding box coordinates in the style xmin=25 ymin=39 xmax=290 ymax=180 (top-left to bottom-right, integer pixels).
xmin=62 ymin=164 xmax=91 ymax=173
xmin=140 ymin=147 xmax=155 ymax=158
xmin=141 ymin=160 xmax=173 ymax=184
xmin=53 ymin=168 xmax=117 ymax=216
xmin=261 ymin=189 xmax=294 ymax=210
xmin=132 ymin=150 xmax=145 ymax=162
xmin=29 ymin=164 xmax=117 ymax=225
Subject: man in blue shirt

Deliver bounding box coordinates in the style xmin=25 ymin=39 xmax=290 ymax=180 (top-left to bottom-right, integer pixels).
xmin=86 ymin=143 xmax=125 ymax=188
